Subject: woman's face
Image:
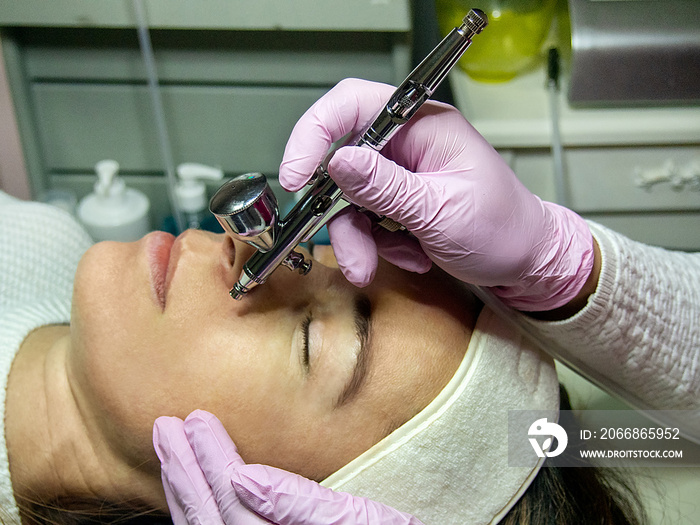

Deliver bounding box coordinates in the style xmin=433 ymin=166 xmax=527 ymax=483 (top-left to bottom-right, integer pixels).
xmin=69 ymin=230 xmax=476 ymax=480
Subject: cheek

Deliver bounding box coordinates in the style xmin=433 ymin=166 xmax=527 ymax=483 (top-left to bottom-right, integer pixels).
xmin=70 ymin=241 xmax=152 ymax=397
xmin=71 ymin=240 xmax=154 ymax=367
xmin=69 ymin=243 xmax=166 ymax=463
xmin=71 ymin=304 xmax=302 ymax=471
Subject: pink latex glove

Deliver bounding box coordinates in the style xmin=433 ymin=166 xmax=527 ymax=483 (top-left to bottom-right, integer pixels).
xmin=154 ymin=410 xmax=423 ymax=525
xmin=280 ymin=78 xmax=594 ymax=311
xmin=153 ymin=411 xmax=271 ymax=525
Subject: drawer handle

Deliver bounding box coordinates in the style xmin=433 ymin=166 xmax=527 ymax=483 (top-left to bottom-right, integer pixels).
xmin=634 ymin=159 xmax=700 ymax=192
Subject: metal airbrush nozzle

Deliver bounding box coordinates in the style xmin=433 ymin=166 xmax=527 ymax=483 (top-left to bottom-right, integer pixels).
xmin=210 ymin=172 xmax=315 ymax=299
xmin=463 ymin=8 xmax=488 ymax=36
xmin=210 ymin=9 xmax=487 ymax=300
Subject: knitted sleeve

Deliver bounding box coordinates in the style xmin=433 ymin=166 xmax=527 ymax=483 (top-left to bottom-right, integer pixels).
xmin=523 ymin=221 xmax=700 ymax=438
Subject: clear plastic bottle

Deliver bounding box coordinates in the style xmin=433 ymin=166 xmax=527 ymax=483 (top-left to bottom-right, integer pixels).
xmin=175 ymin=163 xmax=224 ymax=230
xmin=77 ymin=160 xmax=151 ymax=241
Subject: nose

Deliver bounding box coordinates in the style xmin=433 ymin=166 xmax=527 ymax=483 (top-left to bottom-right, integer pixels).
xmin=227 ymin=240 xmax=326 ymax=314
xmin=175 ymin=230 xmax=253 ymax=295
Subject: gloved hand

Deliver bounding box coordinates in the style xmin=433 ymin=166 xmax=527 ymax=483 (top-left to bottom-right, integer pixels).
xmin=153 ymin=411 xmax=270 ymax=525
xmin=280 ymin=78 xmax=594 ymax=311
xmin=153 ymin=410 xmax=424 ymax=525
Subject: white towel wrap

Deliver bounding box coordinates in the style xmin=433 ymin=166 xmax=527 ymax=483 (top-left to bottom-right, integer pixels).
xmin=322 ymin=306 xmax=560 ymax=524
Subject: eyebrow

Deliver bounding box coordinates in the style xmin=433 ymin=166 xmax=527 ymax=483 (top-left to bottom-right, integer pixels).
xmin=334 ymin=293 xmax=372 ymax=408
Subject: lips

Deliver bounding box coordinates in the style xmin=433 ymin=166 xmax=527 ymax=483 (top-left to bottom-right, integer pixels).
xmin=147 ymin=231 xmax=176 ymax=310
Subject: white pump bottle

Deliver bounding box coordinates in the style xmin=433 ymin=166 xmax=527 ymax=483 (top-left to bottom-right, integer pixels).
xmin=77 ymin=160 xmax=151 ymax=242
xmin=175 ymin=163 xmax=224 ymax=230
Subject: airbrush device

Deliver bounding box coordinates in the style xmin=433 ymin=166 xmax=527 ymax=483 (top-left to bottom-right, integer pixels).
xmin=210 ymin=9 xmax=487 ymax=300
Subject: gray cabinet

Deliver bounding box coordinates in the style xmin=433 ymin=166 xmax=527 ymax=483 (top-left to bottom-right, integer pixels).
xmin=1 ymin=0 xmax=411 ymax=227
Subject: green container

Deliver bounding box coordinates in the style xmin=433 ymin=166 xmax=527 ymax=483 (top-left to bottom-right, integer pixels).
xmin=436 ymin=0 xmax=557 ymax=82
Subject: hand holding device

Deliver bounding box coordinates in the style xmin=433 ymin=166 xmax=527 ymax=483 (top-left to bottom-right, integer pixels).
xmin=210 ymin=10 xmax=487 ymax=300
xmin=280 ymin=79 xmax=595 ymax=311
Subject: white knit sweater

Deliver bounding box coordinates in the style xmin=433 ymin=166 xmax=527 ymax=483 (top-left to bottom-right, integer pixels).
xmin=0 ymin=191 xmax=93 ymax=523
xmin=1 ymin=190 xmax=699 ymax=518
xmin=525 ymin=221 xmax=700 ymax=439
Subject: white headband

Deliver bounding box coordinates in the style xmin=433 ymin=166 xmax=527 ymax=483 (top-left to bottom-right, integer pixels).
xmin=321 ymin=307 xmax=560 ymax=524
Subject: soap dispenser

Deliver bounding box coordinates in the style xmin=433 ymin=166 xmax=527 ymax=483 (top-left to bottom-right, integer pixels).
xmin=175 ymin=162 xmax=224 ymax=230
xmin=77 ymin=159 xmax=151 ymax=242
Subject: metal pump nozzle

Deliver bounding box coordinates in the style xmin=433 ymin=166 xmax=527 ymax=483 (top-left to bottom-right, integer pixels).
xmin=210 ymin=9 xmax=487 ymax=299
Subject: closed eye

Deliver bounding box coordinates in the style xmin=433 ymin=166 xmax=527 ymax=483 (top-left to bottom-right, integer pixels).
xmin=300 ymin=313 xmax=312 ymax=373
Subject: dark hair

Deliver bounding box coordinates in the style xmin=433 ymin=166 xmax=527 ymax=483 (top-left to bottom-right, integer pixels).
xmin=19 ymin=385 xmax=646 ymax=525
xmin=16 ymin=499 xmax=170 ymax=525
xmin=501 ymin=385 xmax=647 ymax=525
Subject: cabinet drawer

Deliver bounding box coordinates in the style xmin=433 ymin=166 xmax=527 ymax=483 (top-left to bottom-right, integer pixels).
xmin=21 ymin=28 xmax=403 ymax=85
xmin=0 ymin=0 xmax=411 ymax=31
xmin=566 ymin=147 xmax=700 ymax=213
xmin=510 ymin=146 xmax=700 ymax=250
xmin=513 ymin=146 xmax=700 ymax=213
xmin=33 ymin=83 xmax=329 ymax=174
